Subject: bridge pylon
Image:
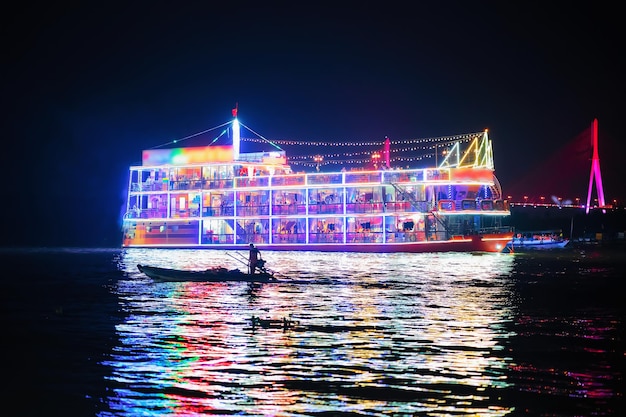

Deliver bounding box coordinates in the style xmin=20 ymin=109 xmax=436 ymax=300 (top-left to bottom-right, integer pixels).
xmin=586 ymin=118 xmax=606 ymax=213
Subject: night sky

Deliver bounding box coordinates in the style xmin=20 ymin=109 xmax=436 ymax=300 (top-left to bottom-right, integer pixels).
xmin=3 ymin=2 xmax=624 ymax=247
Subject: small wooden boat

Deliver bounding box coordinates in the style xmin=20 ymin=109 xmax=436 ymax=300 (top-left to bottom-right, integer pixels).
xmin=137 ymin=264 xmax=277 ymax=282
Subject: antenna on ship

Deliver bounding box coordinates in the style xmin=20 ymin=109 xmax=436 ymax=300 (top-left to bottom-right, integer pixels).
xmin=232 ymin=103 xmax=240 ymax=160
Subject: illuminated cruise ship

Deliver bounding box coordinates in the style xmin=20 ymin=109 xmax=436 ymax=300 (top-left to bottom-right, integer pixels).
xmin=121 ymin=112 xmax=513 ymax=252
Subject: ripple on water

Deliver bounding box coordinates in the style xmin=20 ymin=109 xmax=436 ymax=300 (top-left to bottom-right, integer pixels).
xmin=95 ymin=248 xmax=623 ymax=416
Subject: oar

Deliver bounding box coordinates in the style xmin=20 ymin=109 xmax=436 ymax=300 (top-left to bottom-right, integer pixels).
xmin=232 ymin=251 xmax=254 ymax=270
xmin=231 ymin=249 xmax=281 ymax=277
xmin=235 ymin=251 xmax=267 ymax=272
xmin=227 ymin=252 xmax=249 ymax=269
xmin=233 ymin=251 xmax=249 ymax=262
xmin=237 ymin=250 xmax=277 ymax=276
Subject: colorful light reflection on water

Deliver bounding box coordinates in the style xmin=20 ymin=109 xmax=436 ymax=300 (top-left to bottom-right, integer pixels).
xmin=98 ymin=248 xmax=624 ymax=416
xmin=101 ymin=249 xmax=518 ymax=415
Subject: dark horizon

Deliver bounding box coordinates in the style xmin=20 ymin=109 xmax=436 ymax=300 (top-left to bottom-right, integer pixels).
xmin=3 ymin=3 xmax=624 ymax=247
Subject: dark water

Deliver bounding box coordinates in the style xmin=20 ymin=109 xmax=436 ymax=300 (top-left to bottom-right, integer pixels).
xmin=2 ymin=246 xmax=624 ymax=416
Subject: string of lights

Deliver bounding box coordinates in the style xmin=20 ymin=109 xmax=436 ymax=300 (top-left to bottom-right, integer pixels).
xmin=289 ymin=154 xmax=434 ymax=168
xmin=240 ymin=133 xmax=481 ymax=147
xmin=240 ymin=133 xmax=481 ymax=169
xmin=283 ymin=138 xmax=474 ymax=161
xmin=150 ymin=121 xmax=232 ymax=149
xmin=148 ymin=118 xmax=484 ymax=167
xmin=147 ymin=119 xmax=486 ymax=170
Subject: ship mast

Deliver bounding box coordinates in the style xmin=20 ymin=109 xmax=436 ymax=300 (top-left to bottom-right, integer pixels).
xmin=232 ymin=103 xmax=240 ymax=160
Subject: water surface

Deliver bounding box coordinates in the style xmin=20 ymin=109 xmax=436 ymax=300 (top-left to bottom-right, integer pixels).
xmin=2 ymin=247 xmax=623 ymax=416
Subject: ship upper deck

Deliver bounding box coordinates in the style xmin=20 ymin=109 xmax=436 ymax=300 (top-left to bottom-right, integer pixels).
xmin=129 ymin=166 xmax=497 ymax=193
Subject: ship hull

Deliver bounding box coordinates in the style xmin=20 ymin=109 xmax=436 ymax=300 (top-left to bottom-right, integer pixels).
xmin=124 ymin=233 xmax=514 ymax=253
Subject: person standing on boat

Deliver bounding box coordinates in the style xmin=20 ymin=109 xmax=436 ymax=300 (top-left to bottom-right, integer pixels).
xmin=248 ymin=243 xmax=261 ymax=274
